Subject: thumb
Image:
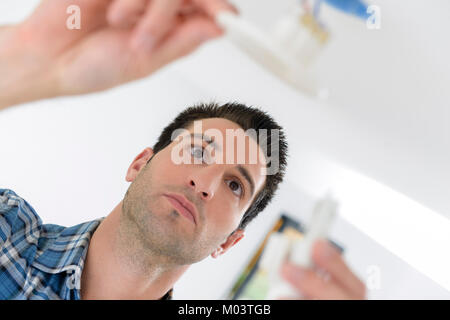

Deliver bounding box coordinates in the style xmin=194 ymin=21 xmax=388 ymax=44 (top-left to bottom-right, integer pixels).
xmin=153 ymin=17 xmax=223 ymax=65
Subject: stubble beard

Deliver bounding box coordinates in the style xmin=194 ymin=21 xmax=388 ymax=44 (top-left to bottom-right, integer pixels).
xmin=118 ymin=161 xmax=219 ymax=271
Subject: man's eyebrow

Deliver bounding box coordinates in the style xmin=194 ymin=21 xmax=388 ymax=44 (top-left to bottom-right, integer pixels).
xmin=236 ymin=165 xmax=255 ymax=198
xmin=190 ymin=133 xmax=221 ymax=151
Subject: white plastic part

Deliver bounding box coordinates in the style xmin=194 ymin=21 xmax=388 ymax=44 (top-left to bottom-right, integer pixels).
xmin=265 ymin=280 xmax=299 ymax=300
xmin=215 ymin=10 xmax=321 ymax=97
xmin=258 ymin=193 xmax=338 ymax=299
xmin=290 ymin=193 xmax=338 ymax=268
xmin=270 ymin=6 xmax=326 ymax=68
xmin=259 ymin=232 xmax=291 ymax=284
xmin=258 ymin=232 xmax=299 ymax=299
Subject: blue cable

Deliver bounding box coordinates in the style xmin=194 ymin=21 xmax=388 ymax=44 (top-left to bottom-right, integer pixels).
xmin=322 ymin=0 xmax=370 ymax=20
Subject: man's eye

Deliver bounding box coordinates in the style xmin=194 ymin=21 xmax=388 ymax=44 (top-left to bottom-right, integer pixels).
xmin=190 ymin=145 xmax=204 ymax=159
xmin=226 ymin=180 xmax=243 ymax=198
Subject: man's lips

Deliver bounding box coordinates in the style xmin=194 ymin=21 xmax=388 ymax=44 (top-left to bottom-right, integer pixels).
xmin=163 ymin=193 xmax=198 ymax=225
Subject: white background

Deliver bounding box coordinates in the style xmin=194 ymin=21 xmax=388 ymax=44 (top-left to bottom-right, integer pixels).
xmin=0 ymin=0 xmax=449 ymax=299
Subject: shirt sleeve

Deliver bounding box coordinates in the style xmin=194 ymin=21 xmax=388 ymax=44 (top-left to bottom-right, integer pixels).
xmin=0 ymin=189 xmax=18 ymax=247
xmin=0 ymin=189 xmax=42 ymax=250
xmin=0 ymin=189 xmax=44 ymax=299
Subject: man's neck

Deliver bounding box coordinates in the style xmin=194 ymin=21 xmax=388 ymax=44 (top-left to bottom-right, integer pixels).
xmin=80 ymin=201 xmax=189 ymax=299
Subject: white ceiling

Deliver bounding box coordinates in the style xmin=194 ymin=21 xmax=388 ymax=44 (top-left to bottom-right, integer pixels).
xmin=0 ymin=0 xmax=449 ymax=296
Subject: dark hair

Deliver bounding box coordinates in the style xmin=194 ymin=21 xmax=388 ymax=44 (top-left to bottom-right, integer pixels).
xmin=152 ymin=102 xmax=288 ymax=230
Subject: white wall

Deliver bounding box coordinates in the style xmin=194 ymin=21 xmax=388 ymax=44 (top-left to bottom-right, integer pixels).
xmin=0 ymin=0 xmax=449 ymax=299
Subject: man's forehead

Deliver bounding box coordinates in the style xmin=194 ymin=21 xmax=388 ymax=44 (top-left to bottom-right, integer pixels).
xmin=185 ymin=117 xmax=243 ymax=133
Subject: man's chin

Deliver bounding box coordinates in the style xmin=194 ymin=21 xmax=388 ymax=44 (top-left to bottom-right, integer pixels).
xmin=148 ymin=208 xmax=198 ymax=238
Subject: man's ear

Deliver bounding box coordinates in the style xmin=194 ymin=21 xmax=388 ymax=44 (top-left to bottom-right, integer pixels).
xmin=125 ymin=148 xmax=154 ymax=182
xmin=211 ymin=229 xmax=245 ymax=258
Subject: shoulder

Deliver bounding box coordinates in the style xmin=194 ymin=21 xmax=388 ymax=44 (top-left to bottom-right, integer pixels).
xmin=0 ymin=189 xmax=45 ymax=299
xmin=0 ymin=188 xmax=43 ymax=248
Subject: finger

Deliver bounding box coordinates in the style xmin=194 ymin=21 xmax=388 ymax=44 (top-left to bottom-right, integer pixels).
xmin=192 ymin=0 xmax=239 ymax=18
xmin=312 ymin=239 xmax=367 ymax=299
xmin=112 ymin=0 xmax=200 ymax=28
xmin=150 ymin=15 xmax=223 ymax=65
xmin=108 ymin=0 xmax=147 ymax=28
xmin=281 ymin=262 xmax=352 ymax=300
xmin=126 ymin=14 xmax=222 ymax=80
xmin=131 ymin=0 xmax=183 ymax=52
xmin=179 ymin=1 xmax=198 ymax=16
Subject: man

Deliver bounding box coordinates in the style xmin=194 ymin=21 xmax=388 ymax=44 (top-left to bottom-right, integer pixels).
xmin=0 ymin=0 xmax=366 ymax=300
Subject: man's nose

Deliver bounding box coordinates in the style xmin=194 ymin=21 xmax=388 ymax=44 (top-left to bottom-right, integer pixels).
xmin=187 ymin=166 xmax=222 ymax=201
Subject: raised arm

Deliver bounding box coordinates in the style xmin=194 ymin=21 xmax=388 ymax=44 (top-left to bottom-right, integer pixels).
xmin=0 ymin=25 xmax=55 ymax=110
xmin=0 ymin=0 xmax=236 ymax=111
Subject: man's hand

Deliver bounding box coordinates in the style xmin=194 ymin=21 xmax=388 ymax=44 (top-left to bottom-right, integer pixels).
xmin=281 ymin=239 xmax=367 ymax=300
xmin=0 ymin=0 xmax=235 ymax=109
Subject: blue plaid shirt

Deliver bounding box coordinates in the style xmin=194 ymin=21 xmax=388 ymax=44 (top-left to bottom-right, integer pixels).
xmin=0 ymin=188 xmax=103 ymax=299
xmin=0 ymin=189 xmax=174 ymax=300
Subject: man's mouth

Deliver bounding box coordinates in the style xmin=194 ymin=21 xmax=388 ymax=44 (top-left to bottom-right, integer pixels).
xmin=163 ymin=193 xmax=198 ymax=225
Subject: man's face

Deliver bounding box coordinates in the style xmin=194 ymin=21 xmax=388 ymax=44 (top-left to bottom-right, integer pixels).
xmin=122 ymin=118 xmax=267 ymax=265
